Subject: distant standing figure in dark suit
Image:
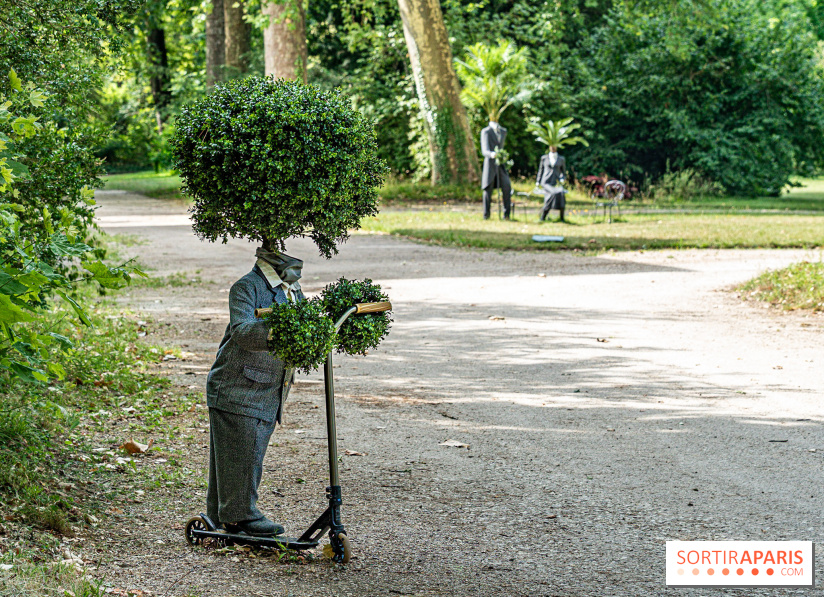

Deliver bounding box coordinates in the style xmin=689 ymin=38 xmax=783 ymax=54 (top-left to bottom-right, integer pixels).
xmin=480 ymin=121 xmax=511 ymax=220
xmin=537 ymin=145 xmax=567 ymax=222
xmin=205 ymin=242 xmax=306 ymax=537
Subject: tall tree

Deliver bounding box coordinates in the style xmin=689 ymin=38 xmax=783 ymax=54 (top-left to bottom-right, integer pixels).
xmin=147 ymin=26 xmax=170 ymax=131
xmin=262 ymin=0 xmax=308 ymax=81
xmin=206 ymin=0 xmax=226 ymax=87
xmin=224 ymin=0 xmax=251 ymax=76
xmin=396 ymin=0 xmax=479 ymax=185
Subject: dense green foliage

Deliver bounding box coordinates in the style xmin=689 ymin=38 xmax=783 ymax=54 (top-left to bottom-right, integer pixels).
xmin=0 ymin=0 xmax=138 ymax=228
xmin=1 ymin=72 xmax=142 ymax=383
xmin=172 ymin=77 xmax=387 ymax=257
xmin=96 ymin=0 xmax=824 ymax=194
xmin=739 ymin=261 xmax=824 ymax=311
xmin=264 ymin=298 xmax=337 ymax=374
xmin=321 ymin=278 xmax=392 ymax=356
xmin=570 ymin=0 xmax=824 ymax=195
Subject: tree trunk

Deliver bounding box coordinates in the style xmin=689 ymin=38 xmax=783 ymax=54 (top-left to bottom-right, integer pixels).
xmin=262 ymin=0 xmax=307 ymax=82
xmin=147 ymin=27 xmax=170 ymax=133
xmin=397 ymin=0 xmax=479 ymax=185
xmin=206 ymin=0 xmax=225 ymax=87
xmin=224 ymin=0 xmax=251 ymax=77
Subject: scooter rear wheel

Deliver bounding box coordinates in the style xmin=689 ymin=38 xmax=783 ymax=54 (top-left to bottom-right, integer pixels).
xmin=185 ymin=516 xmax=206 ymax=546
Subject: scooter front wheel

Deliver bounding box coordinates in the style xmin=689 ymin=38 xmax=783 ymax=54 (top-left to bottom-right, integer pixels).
xmin=324 ymin=532 xmax=352 ymax=563
xmin=335 ymin=532 xmax=352 ymax=564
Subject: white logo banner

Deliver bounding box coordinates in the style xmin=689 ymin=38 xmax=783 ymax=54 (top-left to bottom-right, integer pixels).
xmin=666 ymin=541 xmax=814 ymax=587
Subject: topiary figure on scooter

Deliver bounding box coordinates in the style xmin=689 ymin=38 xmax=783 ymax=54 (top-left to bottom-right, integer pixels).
xmin=172 ymin=77 xmax=387 ymax=540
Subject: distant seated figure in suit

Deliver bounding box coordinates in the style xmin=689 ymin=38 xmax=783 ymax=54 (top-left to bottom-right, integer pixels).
xmin=536 ymin=145 xmax=566 ymax=222
xmin=480 ymin=121 xmax=511 ymax=220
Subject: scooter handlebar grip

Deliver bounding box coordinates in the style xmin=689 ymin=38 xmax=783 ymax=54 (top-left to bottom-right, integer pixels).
xmin=254 ymin=307 xmax=273 ymax=318
xmin=355 ymin=301 xmax=392 ymax=314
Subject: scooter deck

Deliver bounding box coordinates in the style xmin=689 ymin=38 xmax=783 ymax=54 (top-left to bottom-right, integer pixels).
xmin=191 ymin=528 xmax=319 ymax=550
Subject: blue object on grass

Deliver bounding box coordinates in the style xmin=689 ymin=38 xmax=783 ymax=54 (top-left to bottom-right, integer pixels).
xmin=532 ymin=235 xmax=564 ymax=243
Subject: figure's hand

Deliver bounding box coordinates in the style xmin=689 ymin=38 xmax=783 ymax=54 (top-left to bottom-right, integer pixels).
xmin=491 ymin=151 xmax=497 ymax=159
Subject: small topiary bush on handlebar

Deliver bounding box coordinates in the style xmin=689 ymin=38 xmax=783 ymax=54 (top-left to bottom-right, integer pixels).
xmin=171 ymin=77 xmax=388 ymax=258
xmin=321 ymin=278 xmax=391 ymax=356
xmin=263 ymin=298 xmax=337 ymax=374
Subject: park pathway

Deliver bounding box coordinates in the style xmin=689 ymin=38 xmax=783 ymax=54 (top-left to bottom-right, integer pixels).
xmin=92 ymin=190 xmax=824 ymax=597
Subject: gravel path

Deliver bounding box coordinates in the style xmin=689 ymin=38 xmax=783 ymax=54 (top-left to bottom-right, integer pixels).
xmin=91 ymin=190 xmax=824 ymax=597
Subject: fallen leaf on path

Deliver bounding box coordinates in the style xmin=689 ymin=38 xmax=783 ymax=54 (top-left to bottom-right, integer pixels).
xmin=344 ymin=450 xmax=367 ymax=456
xmin=596 ymin=338 xmax=608 ymax=343
xmin=439 ymin=439 xmax=470 ymax=449
xmin=120 ymin=438 xmax=154 ymax=454
xmin=488 ymin=316 xmax=505 ymax=321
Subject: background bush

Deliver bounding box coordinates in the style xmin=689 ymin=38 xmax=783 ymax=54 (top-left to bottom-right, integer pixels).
xmin=172 ymin=77 xmax=388 ymax=258
xmin=568 ymin=0 xmax=824 ymax=196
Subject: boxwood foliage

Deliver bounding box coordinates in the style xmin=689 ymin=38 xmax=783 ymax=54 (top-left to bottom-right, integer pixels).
xmin=171 ymin=77 xmax=388 ymax=258
xmin=321 ymin=278 xmax=391 ymax=356
xmin=264 ymin=298 xmax=336 ymax=374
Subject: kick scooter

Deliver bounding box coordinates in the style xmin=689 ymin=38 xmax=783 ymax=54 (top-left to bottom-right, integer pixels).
xmin=184 ymin=301 xmax=392 ymax=563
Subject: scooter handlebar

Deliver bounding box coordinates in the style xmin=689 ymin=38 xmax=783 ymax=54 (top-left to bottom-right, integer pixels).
xmin=254 ymin=301 xmax=391 ymax=319
xmin=355 ymin=301 xmax=392 ymax=314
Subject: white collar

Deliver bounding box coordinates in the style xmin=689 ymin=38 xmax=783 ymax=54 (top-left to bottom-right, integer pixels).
xmin=256 ymin=258 xmax=301 ymax=300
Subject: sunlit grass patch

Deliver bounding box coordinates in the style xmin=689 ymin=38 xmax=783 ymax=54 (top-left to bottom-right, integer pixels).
xmin=739 ymin=260 xmax=824 ymax=311
xmin=359 ymin=211 xmax=824 ymax=252
xmin=102 ymin=170 xmax=183 ymax=199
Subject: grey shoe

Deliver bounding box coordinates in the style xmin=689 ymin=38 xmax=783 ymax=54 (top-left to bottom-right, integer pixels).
xmin=225 ymin=517 xmax=284 ymax=537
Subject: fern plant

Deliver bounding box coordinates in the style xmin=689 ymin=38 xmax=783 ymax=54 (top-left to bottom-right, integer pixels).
xmin=455 ymin=40 xmax=529 ymax=123
xmin=527 ymin=117 xmax=589 ymax=149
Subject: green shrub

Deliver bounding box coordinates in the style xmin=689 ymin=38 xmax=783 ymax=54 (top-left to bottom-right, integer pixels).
xmin=321 ymin=278 xmax=391 ymax=356
xmin=651 ymin=167 xmax=723 ymax=201
xmin=264 ymin=298 xmax=337 ymax=374
xmin=171 ymin=77 xmax=388 ymax=258
xmin=570 ymin=0 xmax=824 ymax=195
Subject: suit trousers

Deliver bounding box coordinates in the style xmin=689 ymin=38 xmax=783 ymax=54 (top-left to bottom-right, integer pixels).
xmin=539 ymin=184 xmax=566 ymax=220
xmin=483 ymin=167 xmax=511 ymax=218
xmin=207 ymin=407 xmax=277 ymax=524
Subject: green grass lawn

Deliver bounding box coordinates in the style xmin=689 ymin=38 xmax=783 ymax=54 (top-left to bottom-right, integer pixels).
xmin=102 ymin=170 xmax=182 ymax=199
xmin=359 ymin=211 xmax=824 ymax=251
xmin=102 ymin=170 xmax=824 ymax=251
xmin=102 ymin=170 xmax=824 ymax=211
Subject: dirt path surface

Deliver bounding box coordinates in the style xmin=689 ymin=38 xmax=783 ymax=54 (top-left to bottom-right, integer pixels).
xmin=92 ymin=190 xmax=824 ymax=597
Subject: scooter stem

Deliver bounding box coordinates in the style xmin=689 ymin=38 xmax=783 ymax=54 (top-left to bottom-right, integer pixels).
xmin=325 ymin=306 xmax=357 ymax=487
xmin=324 ymin=350 xmax=340 ymax=487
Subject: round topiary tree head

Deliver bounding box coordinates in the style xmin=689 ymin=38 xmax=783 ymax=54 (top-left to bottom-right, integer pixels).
xmin=171 ymin=77 xmax=388 ymax=258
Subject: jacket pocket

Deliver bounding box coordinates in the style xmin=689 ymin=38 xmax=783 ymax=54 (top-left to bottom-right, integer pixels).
xmin=243 ymin=366 xmax=277 ymax=385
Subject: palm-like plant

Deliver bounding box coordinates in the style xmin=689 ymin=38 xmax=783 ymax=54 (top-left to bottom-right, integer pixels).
xmin=455 ymin=40 xmax=529 ymax=122
xmin=527 ymin=117 xmax=590 ymax=149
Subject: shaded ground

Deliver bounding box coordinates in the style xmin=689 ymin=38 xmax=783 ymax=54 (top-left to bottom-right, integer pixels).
xmin=89 ymin=190 xmax=824 ymax=596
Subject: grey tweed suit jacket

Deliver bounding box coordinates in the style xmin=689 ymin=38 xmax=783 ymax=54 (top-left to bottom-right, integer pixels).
xmin=206 ymin=266 xmax=305 ymax=424
xmin=536 ymin=154 xmax=566 ymax=187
